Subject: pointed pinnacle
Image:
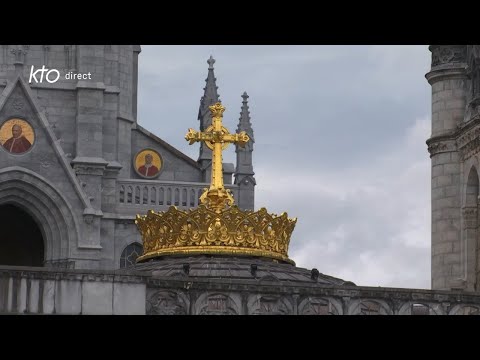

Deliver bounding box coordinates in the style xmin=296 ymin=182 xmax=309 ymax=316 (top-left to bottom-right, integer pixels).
xmin=207 ymin=55 xmax=215 ymax=70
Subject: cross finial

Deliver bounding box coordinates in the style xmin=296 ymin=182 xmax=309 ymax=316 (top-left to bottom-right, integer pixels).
xmin=185 ymin=102 xmax=250 ymax=212
xmin=207 ymin=55 xmax=215 ymax=70
xmin=242 ymin=92 xmax=249 ymax=101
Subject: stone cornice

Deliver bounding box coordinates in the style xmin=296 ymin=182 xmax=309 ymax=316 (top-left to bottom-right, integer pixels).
xmin=0 ymin=266 xmax=149 ymax=283
xmin=146 ymin=277 xmax=480 ymax=304
xmin=427 ymin=118 xmax=480 ymax=160
xmin=102 ymin=213 xmax=136 ymax=221
xmin=103 ymin=161 xmax=123 ymax=179
xmin=72 ymin=157 xmax=109 ymax=176
xmin=427 ymin=141 xmax=455 ymax=157
xmin=426 ymin=66 xmax=467 ymax=84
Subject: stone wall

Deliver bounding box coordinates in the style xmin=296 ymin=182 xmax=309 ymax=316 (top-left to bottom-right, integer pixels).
xmin=0 ymin=45 xmax=220 ymax=270
xmin=3 ymin=266 xmax=480 ymax=315
xmin=0 ymin=266 xmax=147 ymax=314
xmin=146 ymin=276 xmax=480 ymax=315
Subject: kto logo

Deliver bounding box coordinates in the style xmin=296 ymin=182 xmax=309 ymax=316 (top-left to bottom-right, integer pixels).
xmin=29 ymin=65 xmax=60 ymax=84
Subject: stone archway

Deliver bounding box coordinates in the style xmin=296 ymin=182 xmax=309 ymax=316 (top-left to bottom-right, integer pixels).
xmin=0 ymin=167 xmax=80 ymax=266
xmin=0 ymin=204 xmax=44 ymax=266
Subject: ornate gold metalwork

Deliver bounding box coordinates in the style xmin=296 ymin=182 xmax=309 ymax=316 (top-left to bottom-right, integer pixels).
xmin=135 ymin=101 xmax=297 ymax=264
xmin=135 ymin=205 xmax=297 ymax=264
xmin=185 ymin=102 xmax=249 ymax=213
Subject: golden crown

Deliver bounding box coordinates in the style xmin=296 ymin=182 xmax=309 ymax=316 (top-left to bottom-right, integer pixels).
xmin=135 ymin=205 xmax=297 ymax=264
xmin=135 ymin=102 xmax=297 ymax=264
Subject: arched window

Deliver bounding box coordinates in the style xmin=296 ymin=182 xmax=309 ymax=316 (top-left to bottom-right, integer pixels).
xmin=466 ymin=167 xmax=479 ymax=207
xmin=120 ymin=243 xmax=143 ymax=269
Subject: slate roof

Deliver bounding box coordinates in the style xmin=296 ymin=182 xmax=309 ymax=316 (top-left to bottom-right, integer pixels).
xmin=135 ymin=255 xmax=353 ymax=286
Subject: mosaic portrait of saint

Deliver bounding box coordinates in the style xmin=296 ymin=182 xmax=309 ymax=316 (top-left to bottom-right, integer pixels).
xmin=135 ymin=149 xmax=162 ymax=178
xmin=0 ymin=119 xmax=35 ymax=155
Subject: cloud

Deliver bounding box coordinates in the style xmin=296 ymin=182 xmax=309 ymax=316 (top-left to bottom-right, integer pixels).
xmin=255 ymin=116 xmax=431 ymax=289
xmin=137 ymin=45 xmax=433 ymax=290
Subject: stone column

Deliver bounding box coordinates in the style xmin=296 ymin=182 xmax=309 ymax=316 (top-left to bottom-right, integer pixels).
xmin=463 ymin=206 xmax=478 ymax=290
xmin=426 ymin=45 xmax=468 ymax=290
xmin=72 ymin=45 xmax=108 ymax=250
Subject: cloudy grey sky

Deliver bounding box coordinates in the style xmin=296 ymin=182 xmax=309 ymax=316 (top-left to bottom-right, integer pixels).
xmin=137 ymin=45 xmax=432 ymax=289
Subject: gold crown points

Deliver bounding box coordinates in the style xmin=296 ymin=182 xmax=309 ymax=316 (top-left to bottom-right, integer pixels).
xmin=209 ymin=102 xmax=226 ymax=118
xmin=135 ymin=205 xmax=297 ymax=264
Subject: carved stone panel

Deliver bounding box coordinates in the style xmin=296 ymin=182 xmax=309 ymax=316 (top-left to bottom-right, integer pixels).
xmin=449 ymin=304 xmax=480 ymax=315
xmin=146 ymin=290 xmax=189 ymax=315
xmin=427 ymin=140 xmax=456 ymax=157
xmin=348 ymin=299 xmax=392 ymax=315
xmin=248 ymin=294 xmax=293 ymax=315
xmin=459 ymin=138 xmax=480 ymax=161
xmin=431 ymin=45 xmax=466 ymax=67
xmin=456 ymin=123 xmax=480 ymax=160
xmin=298 ymin=297 xmax=342 ymax=315
xmin=194 ymin=293 xmax=240 ymax=315
xmin=462 ymin=207 xmax=478 ymax=229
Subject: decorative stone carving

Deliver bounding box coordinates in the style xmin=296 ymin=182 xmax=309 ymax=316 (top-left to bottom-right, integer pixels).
xmin=455 ymin=123 xmax=480 ymax=160
xmin=462 ymin=207 xmax=478 ymax=220
xmin=12 ymin=99 xmax=24 ymax=110
xmin=460 ymin=138 xmax=480 ymax=161
xmin=298 ymin=297 xmax=341 ymax=315
xmin=449 ymin=304 xmax=480 ymax=315
xmin=427 ymin=141 xmax=456 ymax=157
xmin=349 ymin=300 xmax=391 ymax=315
xmin=10 ymin=45 xmax=29 ymax=65
xmin=464 ymin=46 xmax=480 ymax=122
xmin=431 ymin=45 xmax=466 ymax=67
xmin=462 ymin=206 xmax=478 ymax=231
xmin=248 ymin=295 xmax=293 ymax=315
xmin=457 ymin=124 xmax=480 ymax=149
xmin=39 ymin=154 xmax=52 ymax=169
xmin=83 ymin=214 xmax=94 ymax=225
xmin=195 ymin=293 xmax=239 ymax=315
xmin=146 ymin=290 xmax=188 ymax=315
xmin=465 ymin=97 xmax=480 ymax=123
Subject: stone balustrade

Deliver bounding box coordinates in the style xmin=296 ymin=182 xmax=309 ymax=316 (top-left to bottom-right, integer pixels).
xmin=116 ymin=179 xmax=239 ymax=214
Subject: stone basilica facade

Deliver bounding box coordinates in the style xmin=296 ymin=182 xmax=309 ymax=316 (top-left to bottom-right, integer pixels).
xmin=1 ymin=45 xmax=480 ymax=315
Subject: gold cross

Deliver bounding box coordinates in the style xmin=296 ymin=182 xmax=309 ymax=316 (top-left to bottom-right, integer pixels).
xmin=185 ymin=102 xmax=249 ymax=212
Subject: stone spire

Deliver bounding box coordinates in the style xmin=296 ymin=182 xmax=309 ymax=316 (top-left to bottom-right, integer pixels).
xmin=236 ymin=92 xmax=254 ymax=151
xmin=197 ymin=56 xmax=220 ymax=167
xmin=234 ymin=92 xmax=256 ymax=210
